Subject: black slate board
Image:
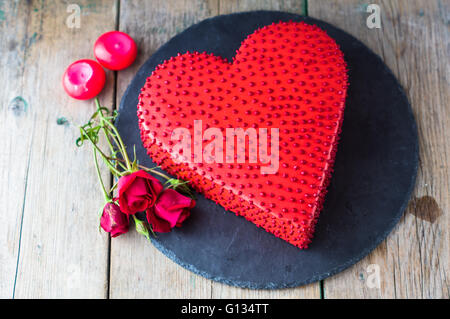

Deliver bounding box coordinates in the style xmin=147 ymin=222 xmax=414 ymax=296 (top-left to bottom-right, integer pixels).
xmin=116 ymin=11 xmax=418 ymax=289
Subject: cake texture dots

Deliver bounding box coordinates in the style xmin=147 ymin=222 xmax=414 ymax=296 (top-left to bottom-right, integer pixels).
xmin=137 ymin=21 xmax=348 ymax=248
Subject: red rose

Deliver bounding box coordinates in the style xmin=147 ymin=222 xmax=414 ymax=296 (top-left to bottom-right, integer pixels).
xmin=100 ymin=202 xmax=129 ymax=237
xmin=146 ymin=189 xmax=195 ymax=233
xmin=118 ymin=170 xmax=163 ymax=215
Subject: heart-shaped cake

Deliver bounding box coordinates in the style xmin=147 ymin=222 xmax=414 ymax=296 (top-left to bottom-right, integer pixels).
xmin=137 ymin=21 xmax=348 ymax=248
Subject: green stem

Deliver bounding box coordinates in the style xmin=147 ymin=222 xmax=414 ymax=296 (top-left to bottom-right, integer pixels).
xmin=94 ymin=97 xmax=104 ymax=116
xmin=109 ymin=179 xmax=119 ymax=193
xmin=102 ymin=126 xmax=116 ymax=154
xmin=94 ymin=149 xmax=110 ymax=202
xmin=95 ymin=98 xmax=117 ymax=155
xmin=95 ymin=97 xmax=132 ymax=171
xmin=80 ymin=126 xmax=123 ymax=176
xmin=103 ymin=120 xmax=132 ymax=170
xmin=140 ymin=168 xmax=169 ymax=179
xmin=108 ymin=157 xmax=170 ymax=180
xmin=99 ymin=125 xmax=128 ymax=171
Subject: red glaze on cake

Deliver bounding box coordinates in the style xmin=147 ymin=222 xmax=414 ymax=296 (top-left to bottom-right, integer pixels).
xmin=137 ymin=21 xmax=348 ymax=248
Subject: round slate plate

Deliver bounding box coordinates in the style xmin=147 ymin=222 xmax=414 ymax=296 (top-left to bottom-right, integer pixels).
xmin=116 ymin=11 xmax=418 ymax=289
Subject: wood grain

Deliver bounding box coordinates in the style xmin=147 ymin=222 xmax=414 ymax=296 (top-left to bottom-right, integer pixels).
xmin=1 ymin=0 xmax=446 ymax=299
xmin=309 ymin=0 xmax=449 ymax=298
xmin=218 ymin=0 xmax=306 ymax=14
xmin=2 ymin=0 xmax=118 ymax=298
xmin=0 ymin=0 xmax=33 ymax=299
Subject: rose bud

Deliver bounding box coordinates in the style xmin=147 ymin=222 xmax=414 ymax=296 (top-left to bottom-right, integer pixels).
xmin=100 ymin=203 xmax=129 ymax=237
xmin=118 ymin=170 xmax=163 ymax=215
xmin=146 ymin=188 xmax=195 ymax=233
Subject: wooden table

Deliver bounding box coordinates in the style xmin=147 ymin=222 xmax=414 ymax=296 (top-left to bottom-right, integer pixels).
xmin=0 ymin=0 xmax=448 ymax=299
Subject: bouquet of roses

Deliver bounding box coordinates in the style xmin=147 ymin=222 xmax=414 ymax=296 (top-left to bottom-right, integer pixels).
xmin=63 ymin=31 xmax=195 ymax=240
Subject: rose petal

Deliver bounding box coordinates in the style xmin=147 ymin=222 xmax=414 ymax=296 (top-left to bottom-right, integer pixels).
xmin=118 ymin=170 xmax=164 ymax=215
xmin=175 ymin=209 xmax=191 ymax=227
xmin=126 ymin=194 xmax=149 ymax=212
xmin=125 ymin=177 xmax=150 ymax=196
xmin=100 ymin=203 xmax=129 ymax=237
xmin=153 ymin=189 xmax=193 ymax=228
xmin=146 ymin=208 xmax=172 ymax=233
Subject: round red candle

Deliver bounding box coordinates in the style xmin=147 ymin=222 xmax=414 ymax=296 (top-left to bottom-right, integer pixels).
xmin=62 ymin=59 xmax=106 ymax=100
xmin=94 ymin=31 xmax=137 ymax=70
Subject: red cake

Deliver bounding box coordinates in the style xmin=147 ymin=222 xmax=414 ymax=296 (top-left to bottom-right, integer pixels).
xmin=137 ymin=21 xmax=348 ymax=248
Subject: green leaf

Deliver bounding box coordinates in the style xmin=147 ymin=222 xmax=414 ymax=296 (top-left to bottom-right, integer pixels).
xmin=97 ymin=205 xmax=104 ymax=233
xmin=133 ymin=216 xmax=154 ymax=241
xmin=165 ymin=178 xmax=196 ymax=199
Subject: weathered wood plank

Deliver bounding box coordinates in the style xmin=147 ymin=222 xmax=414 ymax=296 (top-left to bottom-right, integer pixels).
xmin=211 ymin=281 xmax=320 ymax=298
xmin=4 ymin=0 xmax=445 ymax=299
xmin=309 ymin=0 xmax=449 ymax=298
xmin=0 ymin=0 xmax=33 ymax=299
xmin=218 ymin=0 xmax=306 ymax=14
xmin=110 ymin=0 xmax=219 ymax=298
xmin=210 ymin=0 xmax=320 ymax=299
xmin=9 ymin=0 xmax=118 ymax=298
